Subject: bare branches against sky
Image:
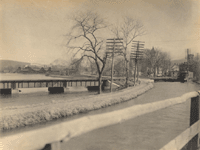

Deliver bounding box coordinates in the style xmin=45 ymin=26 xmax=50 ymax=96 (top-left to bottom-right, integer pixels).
xmin=0 ymin=0 xmax=199 ymax=64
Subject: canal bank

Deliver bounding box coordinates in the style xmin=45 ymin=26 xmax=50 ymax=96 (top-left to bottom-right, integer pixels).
xmin=0 ymin=81 xmax=154 ymax=131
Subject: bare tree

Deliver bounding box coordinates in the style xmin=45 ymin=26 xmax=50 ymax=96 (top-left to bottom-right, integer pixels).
xmin=142 ymin=47 xmax=171 ymax=77
xmin=87 ymin=57 xmax=98 ymax=75
xmin=143 ymin=47 xmax=160 ymax=77
xmin=158 ymin=52 xmax=171 ymax=76
xmin=111 ymin=16 xmax=145 ymax=87
xmin=66 ymin=11 xmax=108 ymax=94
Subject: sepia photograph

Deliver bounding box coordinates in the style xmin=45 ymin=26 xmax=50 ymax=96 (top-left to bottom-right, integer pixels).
xmin=0 ymin=0 xmax=200 ymax=149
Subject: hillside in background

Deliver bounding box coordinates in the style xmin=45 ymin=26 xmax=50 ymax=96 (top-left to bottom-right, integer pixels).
xmin=50 ymin=58 xmax=71 ymax=67
xmin=0 ymin=58 xmax=188 ymax=74
xmin=0 ymin=60 xmax=30 ymax=72
xmin=171 ymin=58 xmax=186 ymax=65
xmin=0 ymin=59 xmax=71 ymax=73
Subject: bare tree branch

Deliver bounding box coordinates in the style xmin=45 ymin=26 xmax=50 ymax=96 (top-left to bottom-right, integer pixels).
xmin=110 ymin=16 xmax=146 ymax=87
xmin=66 ymin=10 xmax=108 ymax=94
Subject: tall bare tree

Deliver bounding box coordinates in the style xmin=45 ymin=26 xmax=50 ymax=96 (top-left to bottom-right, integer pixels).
xmin=158 ymin=52 xmax=171 ymax=76
xmin=66 ymin=11 xmax=108 ymax=94
xmin=142 ymin=47 xmax=171 ymax=77
xmin=111 ymin=16 xmax=145 ymax=87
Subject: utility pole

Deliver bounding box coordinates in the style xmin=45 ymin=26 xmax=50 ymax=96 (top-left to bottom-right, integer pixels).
xmin=131 ymin=41 xmax=145 ymax=85
xmin=134 ymin=52 xmax=137 ymax=85
xmin=187 ymin=49 xmax=189 ymax=76
xmin=134 ymin=42 xmax=139 ymax=84
xmin=106 ymin=38 xmax=123 ymax=92
xmin=111 ymin=39 xmax=115 ymax=92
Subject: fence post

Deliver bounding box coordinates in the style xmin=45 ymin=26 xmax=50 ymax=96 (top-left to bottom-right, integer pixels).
xmin=187 ymin=95 xmax=199 ymax=150
xmin=198 ymin=93 xmax=200 ymax=150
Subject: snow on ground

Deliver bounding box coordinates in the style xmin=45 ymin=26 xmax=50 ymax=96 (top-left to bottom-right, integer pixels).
xmin=0 ymin=80 xmax=154 ymax=130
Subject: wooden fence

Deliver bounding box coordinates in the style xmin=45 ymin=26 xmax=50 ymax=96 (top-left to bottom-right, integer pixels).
xmin=0 ymin=90 xmax=199 ymax=150
xmin=160 ymin=92 xmax=200 ymax=150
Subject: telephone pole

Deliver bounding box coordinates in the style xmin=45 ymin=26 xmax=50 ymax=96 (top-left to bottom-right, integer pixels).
xmin=131 ymin=41 xmax=145 ymax=85
xmin=106 ymin=38 xmax=123 ymax=92
xmin=187 ymin=49 xmax=189 ymax=76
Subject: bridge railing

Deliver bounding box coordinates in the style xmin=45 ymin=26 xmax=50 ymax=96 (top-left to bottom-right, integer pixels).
xmin=0 ymin=78 xmax=151 ymax=90
xmin=0 ymin=90 xmax=199 ymax=150
xmin=0 ymin=79 xmax=102 ymax=89
xmin=160 ymin=92 xmax=200 ymax=150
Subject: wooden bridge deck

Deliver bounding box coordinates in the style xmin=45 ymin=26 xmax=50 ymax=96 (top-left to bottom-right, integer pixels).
xmin=0 ymin=79 xmax=108 ymax=89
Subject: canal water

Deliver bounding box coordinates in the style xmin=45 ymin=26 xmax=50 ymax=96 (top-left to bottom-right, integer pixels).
xmin=1 ymin=73 xmax=200 ymax=149
xmin=58 ymin=81 xmax=200 ymax=150
xmin=0 ymin=73 xmax=98 ymax=108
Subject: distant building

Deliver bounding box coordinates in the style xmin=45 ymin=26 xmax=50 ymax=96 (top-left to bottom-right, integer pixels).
xmin=171 ymin=64 xmax=179 ymax=71
xmin=170 ymin=63 xmax=179 ymax=77
xmin=21 ymin=66 xmax=35 ymax=73
xmin=155 ymin=67 xmax=163 ymax=77
xmin=38 ymin=67 xmax=46 ymax=73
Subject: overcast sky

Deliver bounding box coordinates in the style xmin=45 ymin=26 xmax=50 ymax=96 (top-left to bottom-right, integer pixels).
xmin=0 ymin=0 xmax=199 ymax=64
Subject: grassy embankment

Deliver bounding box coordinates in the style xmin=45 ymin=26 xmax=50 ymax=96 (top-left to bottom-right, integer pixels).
xmin=0 ymin=82 xmax=153 ymax=131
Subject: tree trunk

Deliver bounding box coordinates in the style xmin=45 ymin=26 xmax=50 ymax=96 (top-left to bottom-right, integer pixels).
xmin=125 ymin=60 xmax=129 ymax=87
xmin=154 ymin=66 xmax=156 ymax=77
xmin=98 ymin=73 xmax=102 ymax=94
xmin=157 ymin=67 xmax=159 ymax=76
